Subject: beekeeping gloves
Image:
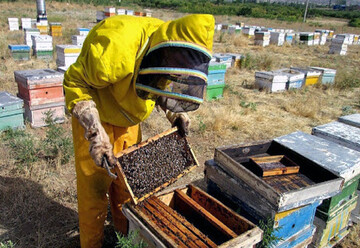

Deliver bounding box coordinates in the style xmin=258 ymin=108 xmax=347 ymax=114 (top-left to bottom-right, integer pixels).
xmin=72 ymin=100 xmax=117 ymax=168
xmin=166 ymin=109 xmax=190 ymax=137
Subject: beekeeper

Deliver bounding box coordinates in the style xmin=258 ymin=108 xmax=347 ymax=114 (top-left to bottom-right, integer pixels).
xmin=63 ymin=14 xmax=214 ymax=248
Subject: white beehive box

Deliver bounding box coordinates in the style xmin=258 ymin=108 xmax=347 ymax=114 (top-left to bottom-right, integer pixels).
xmin=8 ymin=18 xmax=19 ymax=31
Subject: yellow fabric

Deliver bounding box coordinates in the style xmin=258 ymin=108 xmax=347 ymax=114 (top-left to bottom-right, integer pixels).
xmin=72 ymin=116 xmax=141 ymax=248
xmin=64 ymin=14 xmax=215 ymax=127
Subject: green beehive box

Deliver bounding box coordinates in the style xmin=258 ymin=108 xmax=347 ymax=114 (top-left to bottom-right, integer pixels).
xmin=0 ymin=91 xmax=24 ymax=131
xmin=206 ymin=84 xmax=225 ymax=100
xmin=208 ymin=63 xmax=226 ymax=71
xmin=8 ymin=45 xmax=30 ymax=60
xmin=317 ymin=176 xmax=359 ymax=215
xmin=35 ymin=50 xmax=53 ymax=59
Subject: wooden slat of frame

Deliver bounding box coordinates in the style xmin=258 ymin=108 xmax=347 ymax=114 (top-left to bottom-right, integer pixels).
xmin=148 ymin=197 xmax=216 ymax=248
xmin=175 ymin=189 xmax=238 ymax=239
xmin=188 ymin=185 xmax=251 ymax=235
xmin=143 ymin=201 xmax=198 ymax=248
xmin=138 ymin=204 xmax=188 ymax=248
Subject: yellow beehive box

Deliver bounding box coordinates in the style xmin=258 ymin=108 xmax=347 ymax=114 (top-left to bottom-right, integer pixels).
xmin=36 ymin=24 xmax=48 ymax=35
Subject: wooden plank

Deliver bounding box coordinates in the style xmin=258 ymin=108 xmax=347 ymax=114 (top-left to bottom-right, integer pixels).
xmin=175 ymin=189 xmax=238 ymax=239
xmin=249 ymin=155 xmax=300 ymax=177
xmin=143 ymin=200 xmax=200 ymax=248
xmin=148 ymin=197 xmax=214 ymax=248
xmin=214 ymin=144 xmax=280 ymax=207
xmin=188 ymin=184 xmax=252 ymax=234
xmin=122 ymin=206 xmax=167 ymax=248
xmin=137 ymin=203 xmax=188 ymax=247
xmin=263 ymin=173 xmax=314 ymax=193
xmin=338 ymin=113 xmax=360 ymax=128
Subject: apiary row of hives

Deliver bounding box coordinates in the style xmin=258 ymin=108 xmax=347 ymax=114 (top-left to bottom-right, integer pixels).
xmin=255 ymin=66 xmax=336 ymax=93
xmin=96 ymin=7 xmax=151 ymax=22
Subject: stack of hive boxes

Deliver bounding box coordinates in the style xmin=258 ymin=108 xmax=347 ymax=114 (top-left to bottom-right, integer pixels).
xmin=96 ymin=11 xmax=105 ymax=22
xmin=8 ymin=18 xmax=19 ymax=31
xmin=72 ymin=28 xmax=89 ymax=47
xmin=206 ymin=62 xmax=227 ymax=101
xmin=270 ymin=32 xmax=285 ymax=46
xmin=338 ymin=114 xmax=360 ymax=224
xmin=56 ymin=45 xmax=81 ymax=72
xmin=313 ymin=32 xmax=321 ymax=45
xmin=24 ymin=28 xmax=40 ymax=47
xmin=49 ymin=22 xmax=62 ymax=37
xmin=299 ymin=32 xmax=314 ymax=46
xmin=329 ymin=34 xmax=349 ymax=55
xmin=36 ymin=22 xmax=48 ymax=35
xmin=32 ymin=35 xmax=53 ymax=59
xmin=104 ymin=7 xmax=116 ymax=18
xmin=273 ymin=68 xmax=305 ymax=90
xmin=205 ymin=132 xmax=344 ymax=248
xmin=227 ymin=53 xmax=242 ymax=68
xmin=228 ymin=25 xmax=241 ymax=34
xmin=0 ymin=91 xmax=24 ymax=131
xmin=254 ymin=31 xmax=270 ymax=47
xmin=126 ymin=9 xmax=134 ymax=15
xmin=290 ymin=67 xmax=321 ymax=86
xmin=285 ymin=32 xmax=294 ymax=45
xmin=213 ymin=53 xmax=232 ymax=69
xmin=117 ymin=8 xmax=126 ymax=15
xmin=317 ymin=32 xmax=328 ymax=45
xmin=254 ymin=71 xmax=288 ymax=93
xmin=275 ymin=131 xmax=360 ymax=248
xmin=77 ymin=28 xmax=90 ymax=36
xmin=8 ymin=45 xmax=31 ymax=61
xmin=21 ymin=18 xmax=32 ymax=30
xmin=14 ymin=69 xmax=65 ymax=127
xmin=242 ymin=26 xmax=255 ymax=38
xmin=310 ymin=67 xmax=336 ymax=84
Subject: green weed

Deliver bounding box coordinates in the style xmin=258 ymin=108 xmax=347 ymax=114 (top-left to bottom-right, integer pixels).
xmin=240 ymin=53 xmax=274 ymax=71
xmin=240 ymin=101 xmax=257 ymax=111
xmin=42 ymin=111 xmax=73 ymax=165
xmin=342 ymin=106 xmax=356 ymax=116
xmin=115 ymin=231 xmax=147 ymax=248
xmin=256 ymin=217 xmax=283 ymax=248
xmin=0 ymin=241 xmax=15 ymax=248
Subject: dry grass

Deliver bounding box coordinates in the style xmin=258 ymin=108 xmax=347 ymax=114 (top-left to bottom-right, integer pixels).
xmin=0 ymin=1 xmax=359 ymax=247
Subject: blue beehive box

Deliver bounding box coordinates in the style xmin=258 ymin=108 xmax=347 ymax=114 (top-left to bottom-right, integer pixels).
xmin=8 ymin=44 xmax=31 ymax=60
xmin=0 ymin=91 xmax=24 ymax=131
xmin=310 ymin=67 xmax=336 ymax=84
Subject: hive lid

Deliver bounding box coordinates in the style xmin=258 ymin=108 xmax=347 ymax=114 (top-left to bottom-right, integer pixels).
xmin=0 ymin=91 xmax=23 ymax=108
xmin=114 ymin=127 xmax=199 ymax=205
xmin=14 ymin=69 xmax=64 ymax=87
xmin=338 ymin=114 xmax=360 ymax=128
xmin=8 ymin=45 xmax=30 ymax=51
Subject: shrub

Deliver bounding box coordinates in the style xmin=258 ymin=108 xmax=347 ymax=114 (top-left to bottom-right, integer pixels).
xmin=349 ymin=18 xmax=360 ymax=27
xmin=256 ymin=217 xmax=282 ymax=248
xmin=115 ymin=231 xmax=147 ymax=248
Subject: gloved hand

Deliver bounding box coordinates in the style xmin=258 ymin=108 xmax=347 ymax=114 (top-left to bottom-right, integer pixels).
xmin=166 ymin=110 xmax=190 ymax=137
xmin=72 ymin=100 xmax=117 ymax=168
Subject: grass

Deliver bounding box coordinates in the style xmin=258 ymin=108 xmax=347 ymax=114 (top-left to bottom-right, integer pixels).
xmin=0 ymin=1 xmax=359 ymax=248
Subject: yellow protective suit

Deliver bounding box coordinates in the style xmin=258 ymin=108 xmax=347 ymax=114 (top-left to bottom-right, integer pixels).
xmin=64 ymin=14 xmax=214 ymax=248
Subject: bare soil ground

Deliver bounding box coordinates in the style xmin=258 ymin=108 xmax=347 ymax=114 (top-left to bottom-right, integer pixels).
xmin=0 ymin=1 xmax=359 ymax=247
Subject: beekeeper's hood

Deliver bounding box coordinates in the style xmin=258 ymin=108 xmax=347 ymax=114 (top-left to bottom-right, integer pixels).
xmin=136 ymin=14 xmax=215 ymax=113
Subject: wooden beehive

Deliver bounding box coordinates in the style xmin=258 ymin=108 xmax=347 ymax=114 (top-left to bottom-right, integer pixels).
xmin=338 ymin=113 xmax=360 ymax=128
xmin=249 ymin=155 xmax=300 ymax=177
xmin=123 ymin=184 xmax=263 ymax=248
xmin=0 ymin=91 xmax=24 ymax=131
xmin=14 ymin=69 xmax=64 ymax=107
xmin=116 ymin=128 xmax=263 ymax=247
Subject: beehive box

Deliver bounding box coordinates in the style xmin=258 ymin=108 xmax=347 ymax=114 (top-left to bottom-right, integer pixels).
xmin=311 ymin=196 xmax=358 ymax=248
xmin=299 ymin=32 xmax=314 ymax=46
xmin=8 ymin=18 xmax=19 ymax=31
xmin=290 ymin=67 xmax=321 ymax=86
xmin=24 ymin=28 xmax=40 ymax=47
xmin=312 ymin=121 xmax=360 ymax=152
xmin=254 ymin=71 xmax=288 ymax=93
xmin=285 ymin=33 xmax=294 ymax=45
xmin=126 ymin=9 xmax=134 ymax=15
xmin=49 ymin=22 xmax=62 ymax=37
xmin=209 ymin=138 xmax=343 ymax=214
xmin=273 ymin=68 xmax=305 ymax=90
xmin=206 ymin=84 xmax=226 ymax=101
xmin=338 ymin=113 xmax=360 ymax=128
xmin=77 ymin=28 xmax=90 ymax=36
xmin=352 ymin=189 xmax=360 ymax=224
xmin=275 ymin=224 xmax=315 ymax=248
xmin=0 ymin=91 xmax=24 ymax=131
xmin=117 ymin=128 xmax=263 ymax=248
xmin=213 ymin=54 xmax=232 ymax=69
xmin=56 ymin=45 xmax=81 ymax=67
xmin=71 ymin=35 xmax=86 ymax=46
xmin=8 ymin=45 xmax=31 ymax=60
xmin=207 ymin=62 xmax=226 ymax=86
xmin=21 ymin=18 xmax=32 ymax=29
xmin=14 ymin=69 xmax=64 ymax=107
xmin=270 ymin=32 xmax=285 ymax=46
xmin=36 ymin=23 xmax=48 ymax=35
xmin=24 ymin=101 xmax=65 ymax=127
xmin=254 ymin=31 xmax=270 ymax=47
xmin=310 ymin=67 xmax=336 ymax=84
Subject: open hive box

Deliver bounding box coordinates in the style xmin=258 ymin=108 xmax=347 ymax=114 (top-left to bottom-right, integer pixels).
xmin=116 ymin=128 xmax=263 ymax=247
